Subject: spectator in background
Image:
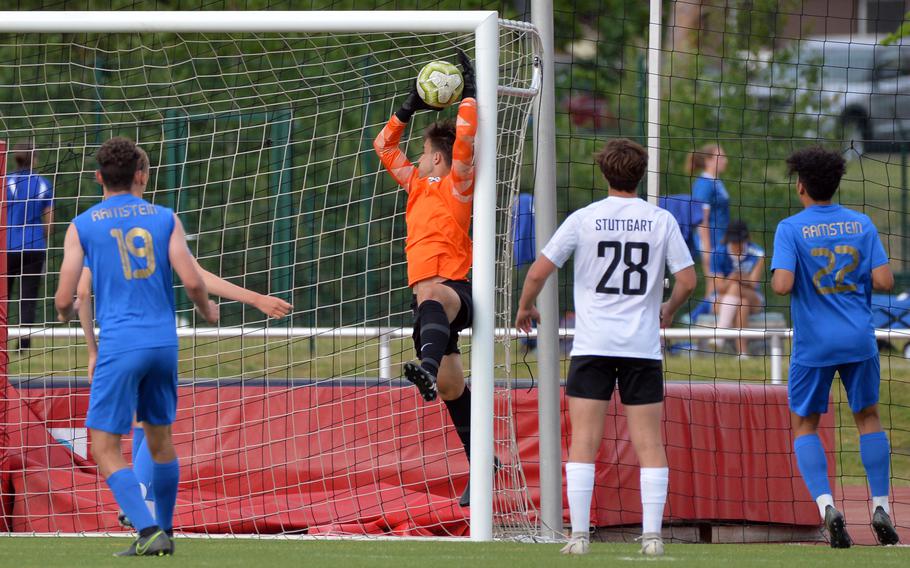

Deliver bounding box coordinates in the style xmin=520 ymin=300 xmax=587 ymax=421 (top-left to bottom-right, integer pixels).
xmin=658 ymin=193 xmax=704 ymax=257
xmin=689 ymin=144 xmax=730 ymax=298
xmin=6 ymin=142 xmax=54 ymax=350
xmin=711 ymin=220 xmax=764 ymax=356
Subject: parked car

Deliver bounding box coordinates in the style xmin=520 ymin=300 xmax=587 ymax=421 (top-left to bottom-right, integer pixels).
xmin=748 ymin=35 xmax=910 ymax=153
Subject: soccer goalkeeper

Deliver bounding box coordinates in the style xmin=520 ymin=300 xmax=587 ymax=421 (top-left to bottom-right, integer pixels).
xmin=373 ymin=51 xmax=479 ymax=506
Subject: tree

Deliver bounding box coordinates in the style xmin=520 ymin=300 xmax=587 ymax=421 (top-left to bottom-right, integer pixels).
xmin=882 ymin=14 xmax=910 ymax=45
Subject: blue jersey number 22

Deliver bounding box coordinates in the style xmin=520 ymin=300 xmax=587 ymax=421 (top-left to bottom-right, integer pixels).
xmin=811 ymin=245 xmax=859 ymax=295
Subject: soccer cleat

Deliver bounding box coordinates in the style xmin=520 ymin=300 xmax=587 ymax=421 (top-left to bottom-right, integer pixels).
xmin=114 ymin=529 xmax=173 ymax=557
xmin=164 ymin=529 xmax=175 ymax=555
xmin=559 ymin=533 xmax=590 ymax=555
xmin=403 ymin=362 xmax=438 ymax=402
xmin=824 ymin=505 xmax=852 ymax=549
xmin=871 ymin=506 xmax=900 ymax=545
xmin=638 ymin=532 xmax=664 ymax=557
xmin=117 ymin=509 xmax=133 ymax=529
xmin=458 ymin=457 xmax=503 ymax=507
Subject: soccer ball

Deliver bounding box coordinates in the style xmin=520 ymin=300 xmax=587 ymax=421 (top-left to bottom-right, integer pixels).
xmin=415 ymin=61 xmax=464 ymax=109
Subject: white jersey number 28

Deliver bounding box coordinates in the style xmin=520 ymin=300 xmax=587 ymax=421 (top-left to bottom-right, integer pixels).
xmin=595 ymin=241 xmax=650 ymax=296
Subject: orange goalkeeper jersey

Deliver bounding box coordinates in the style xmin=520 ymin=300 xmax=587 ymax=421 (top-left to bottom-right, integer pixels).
xmin=373 ymin=98 xmax=477 ymax=286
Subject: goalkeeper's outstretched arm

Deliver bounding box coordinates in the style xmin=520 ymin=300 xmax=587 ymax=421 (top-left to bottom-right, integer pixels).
xmin=373 ymin=113 xmax=415 ymax=191
xmin=450 ymin=97 xmax=477 ymax=198
xmin=373 ymin=86 xmax=434 ymax=191
xmin=451 ymin=49 xmax=477 ymax=197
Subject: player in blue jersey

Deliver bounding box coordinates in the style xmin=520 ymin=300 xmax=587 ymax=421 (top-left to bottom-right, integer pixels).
xmin=770 ymin=147 xmax=899 ymax=548
xmin=690 ymin=144 xmax=729 ymax=302
xmin=5 ymin=142 xmax=54 ymax=350
xmin=75 ymin=146 xmax=292 ymax=531
xmin=55 ymin=137 xmax=219 ymax=556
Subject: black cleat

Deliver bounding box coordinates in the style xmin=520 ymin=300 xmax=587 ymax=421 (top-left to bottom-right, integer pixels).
xmin=117 ymin=509 xmax=133 ymax=529
xmin=114 ymin=529 xmax=173 ymax=557
xmin=824 ymin=505 xmax=853 ymax=549
xmin=459 ymin=457 xmax=503 ymax=507
xmin=872 ymin=506 xmax=900 ymax=545
xmin=403 ymin=362 xmax=438 ymax=402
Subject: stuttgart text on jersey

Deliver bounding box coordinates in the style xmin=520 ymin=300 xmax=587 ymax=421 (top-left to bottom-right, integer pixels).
xmin=594 ymin=218 xmax=654 ymax=232
xmin=800 ymin=220 xmax=863 ymax=239
xmin=90 ymin=203 xmax=161 ymax=223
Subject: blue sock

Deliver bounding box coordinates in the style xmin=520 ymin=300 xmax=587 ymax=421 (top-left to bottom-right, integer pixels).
xmin=132 ymin=426 xmax=145 ymax=465
xmin=794 ymin=433 xmax=831 ymax=500
xmin=860 ymin=431 xmax=890 ymax=498
xmin=152 ymin=459 xmax=180 ymax=531
xmin=106 ymin=468 xmax=156 ymax=532
xmin=133 ymin=434 xmax=156 ymax=503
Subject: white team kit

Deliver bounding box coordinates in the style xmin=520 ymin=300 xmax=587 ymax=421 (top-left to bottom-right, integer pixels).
xmin=541 ymin=196 xmax=694 ymax=359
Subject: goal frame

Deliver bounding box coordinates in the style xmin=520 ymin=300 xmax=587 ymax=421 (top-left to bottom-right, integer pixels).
xmin=0 ymin=10 xmax=501 ymax=541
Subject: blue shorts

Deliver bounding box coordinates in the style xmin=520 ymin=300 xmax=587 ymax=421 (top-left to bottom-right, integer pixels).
xmin=85 ymin=346 xmax=179 ymax=435
xmin=788 ymin=356 xmax=880 ymax=417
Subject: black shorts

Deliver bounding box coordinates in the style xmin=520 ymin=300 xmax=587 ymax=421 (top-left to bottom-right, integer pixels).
xmin=411 ymin=280 xmax=473 ymax=357
xmin=566 ymin=355 xmax=664 ymax=405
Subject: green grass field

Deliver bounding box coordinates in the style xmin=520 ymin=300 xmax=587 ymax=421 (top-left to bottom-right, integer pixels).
xmin=0 ymin=538 xmax=907 ymax=568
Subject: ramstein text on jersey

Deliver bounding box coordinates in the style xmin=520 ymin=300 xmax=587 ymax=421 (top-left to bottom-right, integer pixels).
xmin=90 ymin=203 xmax=160 ymax=222
xmin=800 ymin=220 xmax=863 ymax=239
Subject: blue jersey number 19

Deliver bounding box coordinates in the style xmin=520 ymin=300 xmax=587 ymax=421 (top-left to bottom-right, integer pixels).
xmin=110 ymin=228 xmax=157 ymax=280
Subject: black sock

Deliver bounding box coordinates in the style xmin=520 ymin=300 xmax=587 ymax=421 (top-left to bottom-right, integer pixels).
xmin=417 ymin=300 xmax=450 ymax=376
xmin=139 ymin=525 xmax=161 ymax=538
xmin=444 ymin=386 xmax=472 ymax=458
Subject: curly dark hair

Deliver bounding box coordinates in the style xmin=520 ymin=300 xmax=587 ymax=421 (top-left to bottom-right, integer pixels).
xmin=594 ymin=138 xmax=648 ymax=191
xmin=96 ymin=136 xmax=140 ymax=190
xmin=786 ymin=146 xmax=846 ymax=202
xmin=424 ymin=120 xmax=455 ymax=166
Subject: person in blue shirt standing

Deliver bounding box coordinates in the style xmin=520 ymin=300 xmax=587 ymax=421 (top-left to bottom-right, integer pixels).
xmin=771 ymin=147 xmax=899 ymax=548
xmin=711 ymin=220 xmax=764 ymax=356
xmin=55 ymin=137 xmax=219 ymax=556
xmin=6 ymin=143 xmax=54 ymax=350
xmin=690 ymin=144 xmax=730 ymax=299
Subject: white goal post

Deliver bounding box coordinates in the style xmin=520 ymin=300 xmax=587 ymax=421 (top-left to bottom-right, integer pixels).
xmin=0 ymin=10 xmax=527 ymax=542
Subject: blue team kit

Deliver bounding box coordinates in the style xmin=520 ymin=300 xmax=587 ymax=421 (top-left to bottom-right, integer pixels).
xmin=73 ymin=194 xmax=180 ymax=434
xmin=771 ymin=204 xmax=889 ymax=416
xmin=5 ymin=170 xmax=54 ymax=251
xmin=692 ymin=174 xmax=729 ymax=251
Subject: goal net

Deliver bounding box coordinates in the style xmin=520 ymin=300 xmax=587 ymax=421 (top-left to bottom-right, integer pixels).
xmin=0 ymin=14 xmax=541 ymax=537
xmin=548 ymin=0 xmax=909 ymax=543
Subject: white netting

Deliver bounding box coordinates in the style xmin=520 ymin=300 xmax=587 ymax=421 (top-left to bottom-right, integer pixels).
xmin=0 ymin=21 xmax=540 ymax=537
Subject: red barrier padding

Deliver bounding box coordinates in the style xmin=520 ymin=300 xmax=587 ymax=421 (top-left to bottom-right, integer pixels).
xmin=1 ymin=380 xmax=828 ymax=534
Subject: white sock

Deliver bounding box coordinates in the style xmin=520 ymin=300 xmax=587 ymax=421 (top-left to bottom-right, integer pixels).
xmin=816 ymin=494 xmax=834 ymax=519
xmin=716 ymin=294 xmax=739 ymax=329
xmin=640 ymin=467 xmax=669 ymax=535
xmin=873 ymin=496 xmax=890 ymax=515
xmin=566 ymin=462 xmax=595 ymax=537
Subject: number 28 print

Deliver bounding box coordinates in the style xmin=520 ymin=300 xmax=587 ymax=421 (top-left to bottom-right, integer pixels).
xmin=596 ymin=241 xmax=649 ymax=296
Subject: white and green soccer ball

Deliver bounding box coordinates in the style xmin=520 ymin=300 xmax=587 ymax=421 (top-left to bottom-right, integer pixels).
xmin=415 ymin=61 xmax=464 ymax=109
